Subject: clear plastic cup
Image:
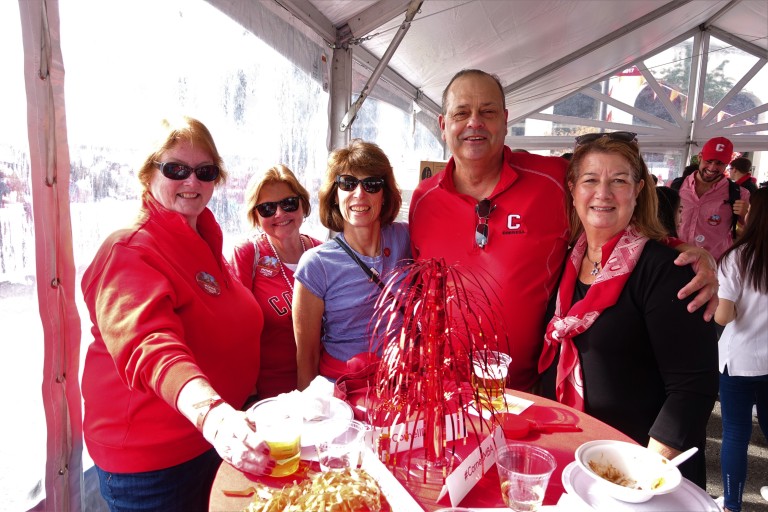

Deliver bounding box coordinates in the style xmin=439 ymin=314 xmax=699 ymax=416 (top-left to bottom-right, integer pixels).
xmin=496 ymin=443 xmax=556 ymax=511
xmin=472 ymin=350 xmax=512 ymax=406
xmin=248 ymin=398 xmax=302 ymax=477
xmin=314 ymin=418 xmax=369 ymax=472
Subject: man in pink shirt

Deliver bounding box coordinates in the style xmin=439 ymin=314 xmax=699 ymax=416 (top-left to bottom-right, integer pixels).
xmin=678 ymin=137 xmax=749 ymax=260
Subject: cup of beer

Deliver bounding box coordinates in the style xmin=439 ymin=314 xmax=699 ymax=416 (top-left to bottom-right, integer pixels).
xmin=471 ymin=350 xmax=512 ymax=407
xmin=248 ymin=398 xmax=302 ymax=477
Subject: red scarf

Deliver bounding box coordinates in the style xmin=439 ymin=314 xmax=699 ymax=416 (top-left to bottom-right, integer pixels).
xmin=538 ymin=227 xmax=648 ymax=410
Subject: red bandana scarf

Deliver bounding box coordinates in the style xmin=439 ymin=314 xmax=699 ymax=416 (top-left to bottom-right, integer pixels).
xmin=538 ymin=226 xmax=648 ymax=410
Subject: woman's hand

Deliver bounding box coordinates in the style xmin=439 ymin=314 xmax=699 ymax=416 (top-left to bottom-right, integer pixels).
xmin=202 ymin=403 xmax=276 ymax=476
xmin=673 ymin=245 xmax=719 ymax=321
xmin=647 ymin=437 xmax=681 ymax=460
xmin=648 ymin=437 xmax=681 ymax=459
xmin=177 ymin=377 xmax=274 ymax=475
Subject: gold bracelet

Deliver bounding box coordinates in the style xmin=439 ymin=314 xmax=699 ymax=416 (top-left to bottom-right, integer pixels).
xmin=194 ymin=395 xmax=225 ymax=431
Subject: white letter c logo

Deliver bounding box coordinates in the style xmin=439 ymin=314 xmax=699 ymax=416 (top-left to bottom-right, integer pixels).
xmin=507 ymin=214 xmax=521 ymax=230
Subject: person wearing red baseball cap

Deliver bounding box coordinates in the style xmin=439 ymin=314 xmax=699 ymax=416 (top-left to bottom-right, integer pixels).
xmin=677 ymin=137 xmax=750 ymax=260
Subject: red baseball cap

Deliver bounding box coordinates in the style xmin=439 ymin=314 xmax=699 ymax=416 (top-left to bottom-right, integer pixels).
xmin=700 ymin=137 xmax=733 ymax=163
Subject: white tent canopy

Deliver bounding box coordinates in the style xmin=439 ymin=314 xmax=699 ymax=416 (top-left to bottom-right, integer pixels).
xmin=5 ymin=1 xmax=767 ymax=511
xmin=245 ymin=0 xmax=768 ymax=154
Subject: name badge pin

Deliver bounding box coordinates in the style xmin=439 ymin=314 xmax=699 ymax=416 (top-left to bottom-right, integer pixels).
xmin=196 ymin=271 xmax=221 ymax=296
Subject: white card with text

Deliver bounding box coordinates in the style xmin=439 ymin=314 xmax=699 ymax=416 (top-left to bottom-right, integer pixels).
xmin=437 ymin=426 xmax=506 ymax=507
xmin=368 ymin=413 xmax=466 ymax=455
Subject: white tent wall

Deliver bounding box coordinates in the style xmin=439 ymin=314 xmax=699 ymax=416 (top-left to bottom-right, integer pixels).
xmin=4 ymin=0 xmax=767 ymax=510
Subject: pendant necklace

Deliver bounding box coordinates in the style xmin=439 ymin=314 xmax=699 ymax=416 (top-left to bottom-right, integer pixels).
xmin=588 ymin=255 xmax=601 ymax=276
xmin=265 ymin=233 xmax=306 ymax=297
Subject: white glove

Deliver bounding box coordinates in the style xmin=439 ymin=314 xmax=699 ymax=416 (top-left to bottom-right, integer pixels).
xmin=202 ymin=403 xmax=275 ymax=475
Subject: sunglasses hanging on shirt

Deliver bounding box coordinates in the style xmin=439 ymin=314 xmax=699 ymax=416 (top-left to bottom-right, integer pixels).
xmin=475 ymin=198 xmax=496 ymax=249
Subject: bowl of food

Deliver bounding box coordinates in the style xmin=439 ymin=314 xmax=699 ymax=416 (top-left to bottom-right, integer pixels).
xmin=574 ymin=440 xmax=682 ymax=503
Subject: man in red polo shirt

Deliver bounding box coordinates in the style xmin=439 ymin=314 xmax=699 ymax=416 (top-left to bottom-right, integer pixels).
xmin=409 ymin=69 xmax=719 ymax=391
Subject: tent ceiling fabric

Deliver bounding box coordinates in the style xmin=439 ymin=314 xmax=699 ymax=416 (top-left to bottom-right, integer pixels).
xmin=297 ymin=0 xmax=767 ymax=121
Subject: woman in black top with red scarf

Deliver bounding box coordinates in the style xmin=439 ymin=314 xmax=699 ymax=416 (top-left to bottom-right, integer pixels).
xmin=539 ymin=132 xmax=718 ymax=488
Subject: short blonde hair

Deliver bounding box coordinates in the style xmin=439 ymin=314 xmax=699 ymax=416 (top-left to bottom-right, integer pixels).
xmin=137 ymin=116 xmax=227 ymax=199
xmin=318 ymin=139 xmax=402 ymax=232
xmin=243 ymin=164 xmax=311 ymax=228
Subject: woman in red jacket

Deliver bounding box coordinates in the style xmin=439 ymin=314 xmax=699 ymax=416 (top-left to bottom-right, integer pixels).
xmin=81 ymin=116 xmax=273 ymax=511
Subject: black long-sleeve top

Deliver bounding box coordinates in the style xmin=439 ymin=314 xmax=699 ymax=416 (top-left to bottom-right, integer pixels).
xmin=543 ymin=241 xmax=718 ymax=482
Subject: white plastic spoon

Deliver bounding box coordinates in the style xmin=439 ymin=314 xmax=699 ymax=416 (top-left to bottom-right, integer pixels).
xmin=668 ymin=446 xmax=699 ymax=466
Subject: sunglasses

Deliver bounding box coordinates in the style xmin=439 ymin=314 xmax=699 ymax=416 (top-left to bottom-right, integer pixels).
xmin=335 ymin=175 xmax=386 ymax=194
xmin=154 ymin=161 xmax=220 ymax=182
xmin=475 ymin=199 xmax=496 ymax=249
xmin=254 ymin=196 xmax=301 ymax=218
xmin=574 ymin=131 xmax=638 ymax=147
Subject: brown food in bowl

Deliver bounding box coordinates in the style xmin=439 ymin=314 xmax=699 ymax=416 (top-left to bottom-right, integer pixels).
xmin=587 ymin=459 xmax=638 ymax=489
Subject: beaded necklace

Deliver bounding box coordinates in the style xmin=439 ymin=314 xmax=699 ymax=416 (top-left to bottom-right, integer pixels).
xmin=265 ymin=233 xmax=306 ymax=297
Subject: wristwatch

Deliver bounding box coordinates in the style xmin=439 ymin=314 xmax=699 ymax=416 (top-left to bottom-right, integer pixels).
xmin=193 ymin=395 xmax=225 ymax=431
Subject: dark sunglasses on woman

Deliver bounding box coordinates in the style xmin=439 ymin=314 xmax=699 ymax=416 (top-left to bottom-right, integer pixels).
xmin=574 ymin=131 xmax=638 ymax=147
xmin=255 ymin=196 xmax=301 ymax=218
xmin=335 ymin=175 xmax=385 ymax=194
xmin=154 ymin=161 xmax=220 ymax=182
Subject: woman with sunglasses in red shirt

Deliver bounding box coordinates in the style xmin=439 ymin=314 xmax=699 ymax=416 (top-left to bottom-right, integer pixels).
xmin=293 ymin=139 xmax=411 ymax=390
xmin=81 ymin=116 xmax=273 ymax=511
xmin=230 ymin=165 xmax=321 ymax=403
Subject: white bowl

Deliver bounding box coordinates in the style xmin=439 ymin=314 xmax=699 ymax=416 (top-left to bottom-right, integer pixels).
xmin=574 ymin=440 xmax=683 ymax=503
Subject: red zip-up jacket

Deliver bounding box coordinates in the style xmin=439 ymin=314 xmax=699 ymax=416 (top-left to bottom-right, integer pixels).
xmin=81 ymin=197 xmax=263 ymax=472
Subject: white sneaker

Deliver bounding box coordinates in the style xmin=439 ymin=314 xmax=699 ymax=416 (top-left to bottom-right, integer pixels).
xmin=761 ymin=485 xmax=768 ymax=502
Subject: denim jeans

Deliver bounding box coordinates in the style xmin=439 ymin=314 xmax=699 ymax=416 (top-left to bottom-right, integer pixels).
xmin=95 ymin=448 xmax=221 ymax=512
xmin=720 ymin=367 xmax=768 ymax=512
